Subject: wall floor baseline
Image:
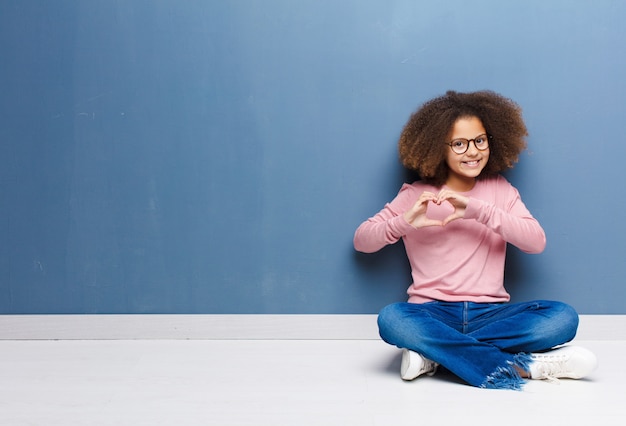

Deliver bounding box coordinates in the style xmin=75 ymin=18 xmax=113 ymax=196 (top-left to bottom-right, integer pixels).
xmin=0 ymin=314 xmax=624 ymax=340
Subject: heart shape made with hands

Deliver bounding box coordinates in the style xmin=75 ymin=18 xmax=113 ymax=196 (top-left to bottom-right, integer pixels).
xmin=406 ymin=189 xmax=469 ymax=228
xmin=425 ymin=197 xmax=465 ymax=227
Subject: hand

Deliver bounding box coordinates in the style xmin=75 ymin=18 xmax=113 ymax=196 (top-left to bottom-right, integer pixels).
xmin=403 ymin=189 xmax=470 ymax=228
xmin=435 ymin=189 xmax=469 ymax=226
xmin=403 ymin=191 xmax=444 ymax=228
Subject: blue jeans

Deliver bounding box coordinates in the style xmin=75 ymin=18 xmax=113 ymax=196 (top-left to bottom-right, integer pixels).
xmin=377 ymin=300 xmax=579 ymax=389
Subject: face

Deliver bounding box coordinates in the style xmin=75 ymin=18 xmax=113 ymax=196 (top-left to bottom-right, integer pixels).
xmin=444 ymin=116 xmax=490 ymax=191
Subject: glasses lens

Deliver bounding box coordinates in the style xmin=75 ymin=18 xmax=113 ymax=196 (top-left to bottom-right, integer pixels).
xmin=475 ymin=135 xmax=489 ymax=149
xmin=451 ymin=139 xmax=467 ymax=154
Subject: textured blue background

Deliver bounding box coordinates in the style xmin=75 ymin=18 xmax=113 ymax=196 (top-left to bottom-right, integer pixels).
xmin=1 ymin=0 xmax=624 ymax=313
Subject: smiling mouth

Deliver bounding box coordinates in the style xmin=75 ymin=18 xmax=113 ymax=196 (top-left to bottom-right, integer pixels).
xmin=463 ymin=160 xmax=481 ymax=167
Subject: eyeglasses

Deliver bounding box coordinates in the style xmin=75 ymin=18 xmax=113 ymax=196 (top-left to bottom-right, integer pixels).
xmin=446 ymin=133 xmax=491 ymax=155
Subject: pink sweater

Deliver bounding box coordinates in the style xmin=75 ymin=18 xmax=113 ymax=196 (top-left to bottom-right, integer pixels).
xmin=353 ymin=175 xmax=546 ymax=303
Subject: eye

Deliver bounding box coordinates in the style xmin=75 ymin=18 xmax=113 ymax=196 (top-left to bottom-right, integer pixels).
xmin=475 ymin=135 xmax=488 ymax=146
xmin=452 ymin=140 xmax=466 ymax=148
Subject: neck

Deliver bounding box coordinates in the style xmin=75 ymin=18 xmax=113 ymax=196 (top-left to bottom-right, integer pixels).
xmin=445 ymin=175 xmax=476 ymax=192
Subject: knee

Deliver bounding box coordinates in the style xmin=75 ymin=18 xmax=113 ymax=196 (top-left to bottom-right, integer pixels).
xmin=377 ymin=302 xmax=419 ymax=346
xmin=538 ymin=300 xmax=579 ymax=343
xmin=555 ymin=302 xmax=579 ymax=341
xmin=377 ymin=303 xmax=403 ymax=341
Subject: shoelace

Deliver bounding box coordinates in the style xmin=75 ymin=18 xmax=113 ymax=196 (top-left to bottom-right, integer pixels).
xmin=421 ymin=360 xmax=438 ymax=376
xmin=532 ymin=353 xmax=570 ymax=384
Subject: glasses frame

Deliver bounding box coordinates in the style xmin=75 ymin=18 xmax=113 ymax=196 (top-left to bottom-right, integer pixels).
xmin=446 ymin=133 xmax=491 ymax=155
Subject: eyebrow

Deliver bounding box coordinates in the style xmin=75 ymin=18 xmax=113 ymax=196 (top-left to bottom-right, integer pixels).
xmin=451 ymin=132 xmax=487 ymax=140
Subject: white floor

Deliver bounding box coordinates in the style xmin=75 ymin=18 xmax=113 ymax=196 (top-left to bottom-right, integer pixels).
xmin=0 ymin=338 xmax=623 ymax=426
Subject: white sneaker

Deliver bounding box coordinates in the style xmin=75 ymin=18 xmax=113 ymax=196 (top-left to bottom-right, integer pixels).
xmin=529 ymin=346 xmax=598 ymax=381
xmin=400 ymin=349 xmax=438 ymax=381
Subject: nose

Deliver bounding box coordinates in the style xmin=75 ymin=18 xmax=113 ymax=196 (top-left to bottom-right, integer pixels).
xmin=466 ymin=140 xmax=480 ymax=155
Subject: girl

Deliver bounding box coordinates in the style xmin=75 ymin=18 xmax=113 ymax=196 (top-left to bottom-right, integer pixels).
xmin=353 ymin=90 xmax=597 ymax=390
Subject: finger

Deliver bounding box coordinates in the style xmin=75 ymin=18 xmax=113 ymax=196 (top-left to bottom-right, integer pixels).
xmin=436 ymin=189 xmax=454 ymax=204
xmin=419 ymin=191 xmax=438 ymax=202
xmin=421 ymin=219 xmax=444 ymax=228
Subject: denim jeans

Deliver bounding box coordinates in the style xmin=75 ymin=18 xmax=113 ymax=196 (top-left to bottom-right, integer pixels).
xmin=377 ymin=300 xmax=579 ymax=389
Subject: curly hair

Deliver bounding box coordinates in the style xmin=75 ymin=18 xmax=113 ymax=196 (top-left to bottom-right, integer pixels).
xmin=398 ymin=90 xmax=528 ymax=187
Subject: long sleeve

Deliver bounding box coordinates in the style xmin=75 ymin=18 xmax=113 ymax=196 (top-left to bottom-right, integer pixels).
xmin=353 ymin=185 xmax=416 ymax=253
xmin=465 ymin=185 xmax=546 ymax=254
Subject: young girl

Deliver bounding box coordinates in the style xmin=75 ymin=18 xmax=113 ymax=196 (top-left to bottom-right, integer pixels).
xmin=353 ymin=90 xmax=597 ymax=390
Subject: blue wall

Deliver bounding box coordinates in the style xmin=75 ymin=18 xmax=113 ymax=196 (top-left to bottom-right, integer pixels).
xmin=1 ymin=0 xmax=625 ymax=314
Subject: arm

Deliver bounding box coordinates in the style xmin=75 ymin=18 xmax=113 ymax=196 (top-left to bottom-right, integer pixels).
xmin=353 ymin=204 xmax=412 ymax=253
xmin=353 ymin=184 xmax=426 ymax=253
xmin=436 ymin=185 xmax=546 ymax=254
xmin=465 ymin=195 xmax=546 ymax=254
